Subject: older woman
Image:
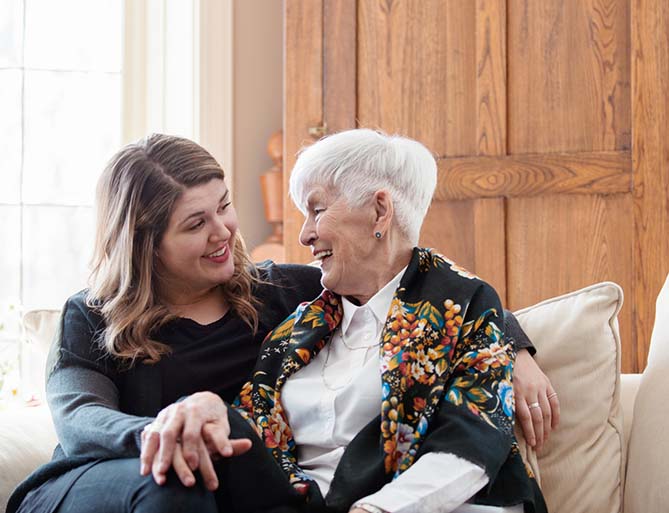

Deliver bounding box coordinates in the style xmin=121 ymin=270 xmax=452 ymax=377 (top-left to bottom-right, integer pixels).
xmin=144 ymin=129 xmax=547 ymax=513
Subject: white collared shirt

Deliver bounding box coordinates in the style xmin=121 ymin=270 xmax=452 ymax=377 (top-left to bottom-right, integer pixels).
xmin=281 ymin=269 xmax=520 ymax=513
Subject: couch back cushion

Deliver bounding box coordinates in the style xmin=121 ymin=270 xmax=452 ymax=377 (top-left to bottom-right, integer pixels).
xmin=514 ymin=282 xmax=624 ymax=513
xmin=624 ymin=274 xmax=669 ymax=513
xmin=22 ymin=309 xmax=62 ymax=396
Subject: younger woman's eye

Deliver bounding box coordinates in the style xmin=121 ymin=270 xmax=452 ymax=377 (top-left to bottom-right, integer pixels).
xmin=189 ymin=220 xmax=204 ymax=231
xmin=218 ymin=201 xmax=232 ymax=213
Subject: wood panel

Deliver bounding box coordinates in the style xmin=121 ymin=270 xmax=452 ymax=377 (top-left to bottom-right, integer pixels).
xmin=420 ymin=200 xmax=475 ymax=271
xmin=506 ymin=0 xmax=635 ymax=370
xmin=507 ymin=194 xmax=635 ymax=371
xmin=324 ymin=0 xmax=357 ymax=133
xmin=476 ymin=0 xmax=507 ymax=155
xmin=284 ymin=0 xmax=323 ymax=264
xmin=474 ymin=0 xmax=508 ymax=300
xmin=357 ymin=0 xmax=476 ymax=155
xmin=632 ymin=0 xmax=669 ymax=369
xmin=508 ymin=0 xmax=630 ymax=153
xmin=435 ymin=151 xmax=632 ymax=200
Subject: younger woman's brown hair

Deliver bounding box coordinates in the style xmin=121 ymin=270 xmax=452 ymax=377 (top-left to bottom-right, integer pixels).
xmin=88 ymin=133 xmax=259 ymax=365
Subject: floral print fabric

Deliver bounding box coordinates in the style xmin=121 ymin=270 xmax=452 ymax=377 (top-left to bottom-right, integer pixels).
xmin=234 ymin=247 xmax=544 ymax=511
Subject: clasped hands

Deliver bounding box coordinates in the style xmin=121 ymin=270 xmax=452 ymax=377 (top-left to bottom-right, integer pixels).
xmin=140 ymin=391 xmax=252 ymax=491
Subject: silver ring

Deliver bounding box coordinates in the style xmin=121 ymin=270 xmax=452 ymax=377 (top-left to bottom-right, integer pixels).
xmin=528 ymin=402 xmax=541 ymax=410
xmin=547 ymin=392 xmax=558 ymax=400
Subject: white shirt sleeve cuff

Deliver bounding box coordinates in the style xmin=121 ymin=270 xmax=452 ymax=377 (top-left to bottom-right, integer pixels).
xmin=355 ymin=452 xmax=488 ymax=513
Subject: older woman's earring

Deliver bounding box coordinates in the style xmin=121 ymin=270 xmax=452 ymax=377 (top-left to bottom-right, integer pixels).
xmin=375 ymin=231 xmax=382 ymax=239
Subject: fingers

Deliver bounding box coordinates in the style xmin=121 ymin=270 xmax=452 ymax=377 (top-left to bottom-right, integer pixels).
xmin=229 ymin=438 xmax=253 ymax=456
xmin=155 ymin=409 xmax=184 ymax=478
xmin=198 ymin=440 xmax=219 ymax=491
xmin=202 ymin=419 xmax=233 ymax=458
xmin=532 ymin=394 xmax=552 ymax=450
xmin=548 ymin=389 xmax=561 ymax=429
xmin=181 ymin=411 xmax=204 ymax=471
xmin=516 ymin=400 xmax=537 ymax=448
xmin=171 ymin=442 xmax=196 ymax=487
xmin=528 ymin=400 xmax=545 ymax=450
xmin=140 ymin=424 xmax=161 ymax=476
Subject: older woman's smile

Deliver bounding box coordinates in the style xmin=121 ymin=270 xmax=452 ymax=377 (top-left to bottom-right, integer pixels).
xmin=313 ymin=249 xmax=333 ymax=261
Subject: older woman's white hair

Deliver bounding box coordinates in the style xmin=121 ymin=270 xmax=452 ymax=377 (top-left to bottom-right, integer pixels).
xmin=289 ymin=128 xmax=437 ymax=245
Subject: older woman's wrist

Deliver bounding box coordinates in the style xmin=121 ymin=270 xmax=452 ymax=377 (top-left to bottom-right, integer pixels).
xmin=352 ymin=503 xmax=389 ymax=513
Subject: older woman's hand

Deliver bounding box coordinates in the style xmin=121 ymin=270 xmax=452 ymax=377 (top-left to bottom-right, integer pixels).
xmin=140 ymin=391 xmax=252 ymax=490
xmin=513 ymin=349 xmax=560 ymax=451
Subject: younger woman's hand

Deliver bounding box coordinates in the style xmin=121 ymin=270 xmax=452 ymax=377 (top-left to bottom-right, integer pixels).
xmin=513 ymin=349 xmax=560 ymax=450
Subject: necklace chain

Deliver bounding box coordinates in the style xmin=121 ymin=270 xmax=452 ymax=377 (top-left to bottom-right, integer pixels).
xmin=321 ymin=326 xmax=381 ymax=391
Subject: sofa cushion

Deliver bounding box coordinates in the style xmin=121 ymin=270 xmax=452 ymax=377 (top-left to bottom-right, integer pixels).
xmin=624 ymin=274 xmax=669 ymax=513
xmin=22 ymin=309 xmax=62 ymax=397
xmin=514 ymin=282 xmax=624 ymax=513
xmin=0 ymin=405 xmax=58 ymax=512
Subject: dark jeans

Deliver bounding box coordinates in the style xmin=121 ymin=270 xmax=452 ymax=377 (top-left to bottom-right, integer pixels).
xmin=54 ymin=458 xmax=217 ymax=513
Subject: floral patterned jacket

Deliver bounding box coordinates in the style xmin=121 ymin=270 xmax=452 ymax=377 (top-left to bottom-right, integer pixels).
xmin=234 ymin=248 xmax=546 ymax=513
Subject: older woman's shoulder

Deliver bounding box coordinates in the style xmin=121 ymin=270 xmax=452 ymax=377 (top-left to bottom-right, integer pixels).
xmin=418 ymin=248 xmax=502 ymax=307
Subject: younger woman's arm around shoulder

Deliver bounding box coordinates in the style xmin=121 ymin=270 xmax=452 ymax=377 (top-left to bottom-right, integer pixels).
xmin=47 ymin=292 xmax=154 ymax=459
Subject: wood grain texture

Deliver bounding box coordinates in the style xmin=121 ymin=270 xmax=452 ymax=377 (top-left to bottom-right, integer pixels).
xmin=507 ymin=194 xmax=635 ymax=372
xmin=284 ymin=0 xmax=323 ymax=264
xmin=420 ymin=200 xmax=475 ymax=273
xmin=476 ymin=0 xmax=507 ymax=156
xmin=357 ymin=0 xmax=476 ymax=155
xmin=507 ymin=0 xmax=631 ymax=153
xmin=324 ymin=0 xmax=357 ymax=132
xmin=475 ymin=0 xmax=507 ymax=302
xmin=632 ymin=0 xmax=669 ymax=369
xmin=435 ymin=150 xmax=632 ymax=200
xmin=472 ymin=199 xmax=507 ymax=300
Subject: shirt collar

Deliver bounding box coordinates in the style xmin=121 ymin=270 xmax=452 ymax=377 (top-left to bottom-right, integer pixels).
xmin=340 ymin=266 xmax=407 ymax=335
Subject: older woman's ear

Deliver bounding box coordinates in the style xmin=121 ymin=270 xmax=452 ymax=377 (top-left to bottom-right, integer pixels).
xmin=372 ymin=190 xmax=394 ymax=236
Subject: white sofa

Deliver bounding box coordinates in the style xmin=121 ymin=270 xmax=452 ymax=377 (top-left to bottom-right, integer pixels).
xmin=1 ymin=279 xmax=668 ymax=513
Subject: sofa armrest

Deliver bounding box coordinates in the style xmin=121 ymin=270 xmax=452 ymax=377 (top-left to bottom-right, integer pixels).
xmin=620 ymin=373 xmax=642 ymax=453
xmin=0 ymin=405 xmax=58 ymax=512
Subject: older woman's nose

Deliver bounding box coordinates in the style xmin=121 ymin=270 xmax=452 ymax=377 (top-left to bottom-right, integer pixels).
xmin=299 ymin=218 xmax=316 ymax=246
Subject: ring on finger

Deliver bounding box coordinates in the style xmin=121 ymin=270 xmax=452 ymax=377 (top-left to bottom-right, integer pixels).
xmin=547 ymin=392 xmax=558 ymax=400
xmin=528 ymin=402 xmax=541 ymax=410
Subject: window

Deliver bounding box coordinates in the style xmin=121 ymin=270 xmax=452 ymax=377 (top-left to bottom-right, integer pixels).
xmin=0 ymin=0 xmax=123 ymax=397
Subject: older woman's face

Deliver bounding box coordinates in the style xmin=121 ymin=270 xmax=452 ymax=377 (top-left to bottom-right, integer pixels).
xmin=299 ymin=186 xmax=380 ymax=301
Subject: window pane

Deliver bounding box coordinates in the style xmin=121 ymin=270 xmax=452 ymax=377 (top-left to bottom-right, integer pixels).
xmin=0 ymin=207 xmax=21 ymax=332
xmin=24 ymin=0 xmax=122 ymax=72
xmin=23 ymin=70 xmax=121 ymax=205
xmin=22 ymin=205 xmax=95 ymax=310
xmin=0 ymin=70 xmax=22 ymax=203
xmin=0 ymin=0 xmax=24 ymax=68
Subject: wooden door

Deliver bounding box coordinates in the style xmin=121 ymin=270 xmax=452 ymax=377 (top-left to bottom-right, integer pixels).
xmin=284 ymin=0 xmax=669 ymax=373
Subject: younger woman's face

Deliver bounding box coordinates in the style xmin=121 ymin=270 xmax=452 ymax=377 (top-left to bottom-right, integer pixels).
xmin=156 ymin=178 xmax=238 ymax=301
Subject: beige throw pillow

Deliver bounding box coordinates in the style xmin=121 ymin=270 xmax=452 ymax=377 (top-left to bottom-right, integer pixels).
xmin=514 ymin=282 xmax=625 ymax=513
xmin=624 ymin=274 xmax=669 ymax=513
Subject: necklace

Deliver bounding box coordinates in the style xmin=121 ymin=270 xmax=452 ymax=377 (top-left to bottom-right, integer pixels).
xmin=321 ymin=326 xmax=381 ymax=391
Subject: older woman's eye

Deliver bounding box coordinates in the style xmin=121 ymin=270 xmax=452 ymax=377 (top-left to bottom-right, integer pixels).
xmin=313 ymin=207 xmax=325 ymax=216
